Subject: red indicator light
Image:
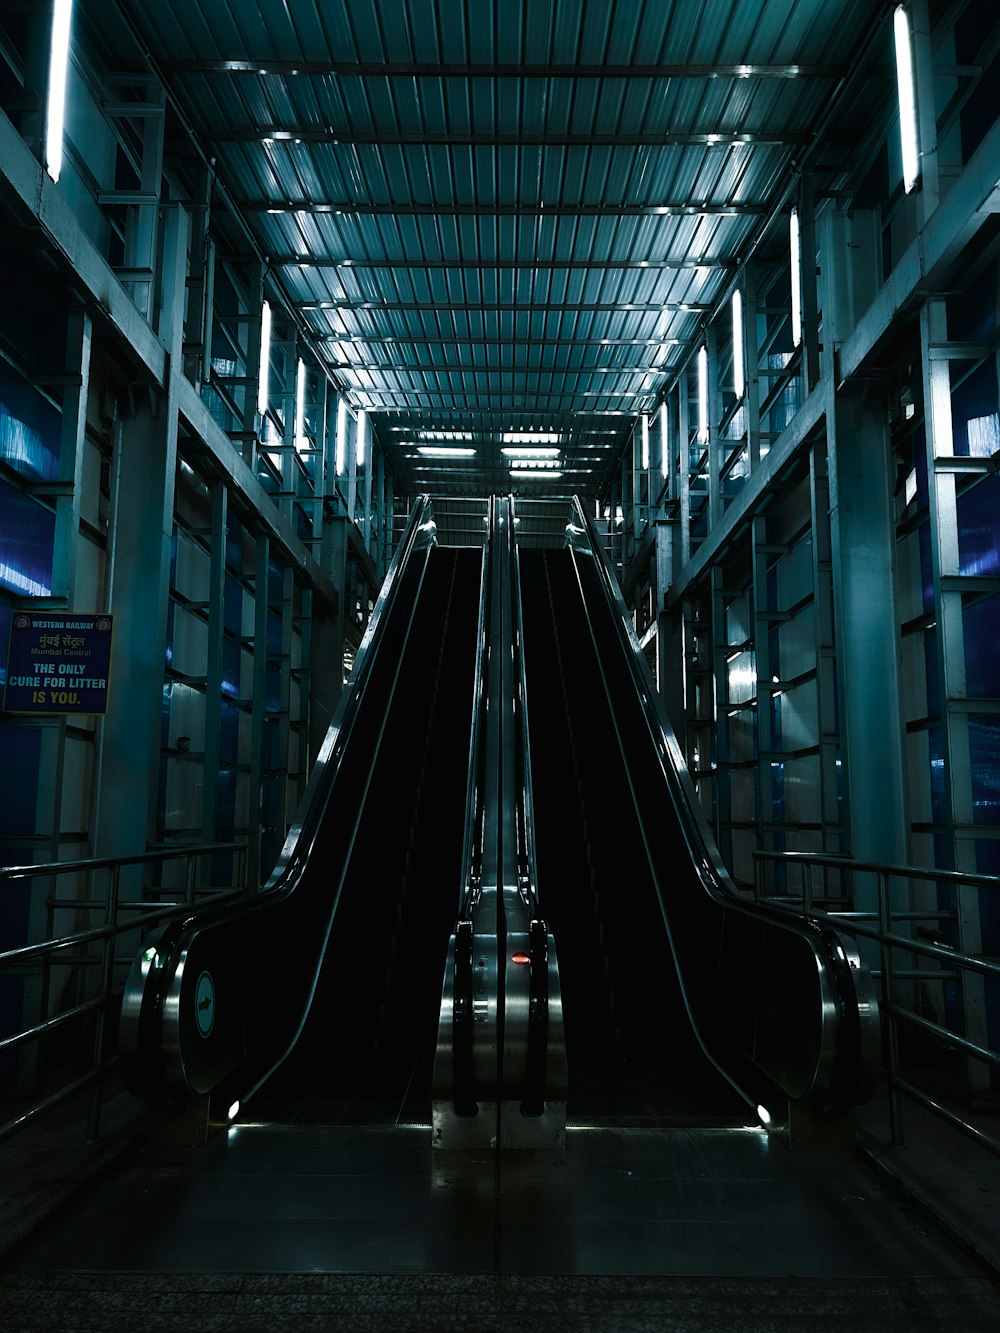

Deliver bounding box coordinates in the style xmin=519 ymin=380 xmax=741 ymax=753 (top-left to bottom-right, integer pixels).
xmin=511 ymin=953 xmax=531 ymax=965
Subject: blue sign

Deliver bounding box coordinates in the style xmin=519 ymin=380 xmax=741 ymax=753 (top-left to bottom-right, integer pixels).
xmin=3 ymin=613 xmax=114 ymax=715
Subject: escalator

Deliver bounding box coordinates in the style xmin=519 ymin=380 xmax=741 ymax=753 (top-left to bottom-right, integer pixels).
xmin=120 ymin=501 xmax=484 ymax=1127
xmin=254 ymin=546 xmax=481 ymax=1125
xmin=520 ymin=547 xmax=742 ymax=1125
xmin=518 ymin=501 xmax=879 ymax=1133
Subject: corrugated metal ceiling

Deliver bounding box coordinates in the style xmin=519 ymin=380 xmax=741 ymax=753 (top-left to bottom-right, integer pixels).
xmin=92 ymin=0 xmax=889 ymax=499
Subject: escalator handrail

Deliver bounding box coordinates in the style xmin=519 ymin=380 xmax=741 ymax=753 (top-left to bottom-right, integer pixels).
xmin=456 ymin=505 xmax=492 ymax=916
xmin=510 ymin=498 xmax=540 ymax=909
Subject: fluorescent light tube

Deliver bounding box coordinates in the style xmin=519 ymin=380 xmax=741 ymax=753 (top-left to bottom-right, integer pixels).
xmin=501 ymin=446 xmax=561 ymax=458
xmin=660 ymin=400 xmax=669 ymax=479
xmin=45 ymin=0 xmax=74 ymax=183
xmin=732 ymin=289 xmax=745 ymax=398
xmin=416 ymin=445 xmax=476 ymax=457
xmin=894 ymin=5 xmax=919 ymax=194
xmin=698 ymin=346 xmax=708 ymax=443
xmin=501 ymin=431 xmax=560 ymax=444
xmin=295 ymin=358 xmax=306 ymax=452
xmin=641 ymin=414 xmax=650 ymax=471
xmin=258 ymin=300 xmax=272 ymax=415
xmin=789 ymin=209 xmax=802 ymax=348
xmin=335 ymin=397 xmax=347 ymax=475
xmin=357 ymin=409 xmax=367 ymax=468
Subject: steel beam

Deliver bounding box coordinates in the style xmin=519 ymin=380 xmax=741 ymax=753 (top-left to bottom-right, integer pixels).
xmin=217 ymin=129 xmax=807 ymax=148
xmin=160 ymin=59 xmax=841 ymax=80
xmin=245 ymin=200 xmax=768 ymax=218
xmin=279 ymin=256 xmax=736 ymax=272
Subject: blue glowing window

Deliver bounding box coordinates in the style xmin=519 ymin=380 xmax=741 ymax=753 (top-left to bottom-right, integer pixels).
xmin=970 ymin=715 xmax=1000 ymax=825
xmin=957 ymin=475 xmax=1000 ymax=578
xmin=951 ymin=359 xmax=998 ymax=458
xmin=0 ymin=479 xmax=54 ymax=596
xmin=0 ymin=359 xmax=60 ymax=482
xmin=964 ymin=596 xmax=1000 ymax=699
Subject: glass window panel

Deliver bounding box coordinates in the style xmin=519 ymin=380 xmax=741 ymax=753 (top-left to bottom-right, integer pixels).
xmin=783 ymin=754 xmax=820 ymax=823
xmin=957 ymin=474 xmax=1000 ymax=577
xmin=929 ymin=725 xmax=946 ymax=824
xmin=970 ymin=714 xmax=1000 ymax=825
xmin=0 ymin=358 xmax=60 ymax=482
xmin=950 ymin=359 xmax=998 ymax=457
xmin=0 ymin=480 xmax=54 ymax=596
xmin=0 ymin=724 xmax=40 ymax=837
xmin=727 ymin=650 xmax=756 ymax=706
xmin=964 ymin=595 xmax=1000 ymax=699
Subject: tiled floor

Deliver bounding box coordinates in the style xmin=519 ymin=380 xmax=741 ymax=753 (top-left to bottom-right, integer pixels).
xmin=16 ymin=1121 xmax=985 ymax=1280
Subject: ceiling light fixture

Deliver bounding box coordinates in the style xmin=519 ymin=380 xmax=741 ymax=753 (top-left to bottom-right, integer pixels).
xmin=660 ymin=400 xmax=669 ymax=479
xmin=357 ymin=409 xmax=367 ymax=469
xmin=45 ymin=0 xmax=74 ymax=183
xmin=295 ymin=357 xmax=307 ymax=453
xmin=732 ymin=289 xmax=745 ymax=398
xmin=698 ymin=346 xmax=709 ymax=443
xmin=789 ymin=208 xmax=802 ymax=348
xmin=501 ymin=431 xmax=561 ymax=444
xmin=500 ymin=446 xmax=561 ymax=458
xmin=416 ymin=445 xmax=477 ymax=457
xmin=894 ymin=5 xmax=920 ymax=194
xmin=335 ymin=397 xmax=347 ymax=475
xmin=257 ymin=300 xmax=272 ymax=416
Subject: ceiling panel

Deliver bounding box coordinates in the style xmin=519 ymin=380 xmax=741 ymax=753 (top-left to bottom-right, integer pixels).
xmin=90 ymin=0 xmax=888 ymax=499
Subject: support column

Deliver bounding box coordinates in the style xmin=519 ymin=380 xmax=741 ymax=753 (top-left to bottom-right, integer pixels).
xmin=96 ymin=206 xmax=190 ymax=858
xmin=828 ymin=384 xmax=909 ymax=894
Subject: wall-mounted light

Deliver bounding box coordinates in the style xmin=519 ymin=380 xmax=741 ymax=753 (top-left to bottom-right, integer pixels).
xmin=335 ymin=396 xmax=347 ymax=475
xmin=641 ymin=414 xmax=650 ymax=471
xmin=45 ymin=0 xmax=74 ymax=183
xmin=356 ymin=408 xmax=367 ymax=469
xmin=659 ymin=399 xmax=669 ymax=479
xmin=732 ymin=289 xmax=745 ymax=398
xmin=257 ymin=300 xmax=272 ymax=415
xmin=697 ymin=346 xmax=708 ymax=443
xmin=789 ymin=208 xmax=802 ymax=348
xmin=894 ymin=5 xmax=919 ymax=194
xmin=294 ymin=357 xmax=306 ymax=453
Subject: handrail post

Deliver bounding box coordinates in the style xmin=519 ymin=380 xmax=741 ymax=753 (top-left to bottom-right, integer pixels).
xmin=87 ymin=862 xmax=120 ymax=1142
xmin=186 ymin=851 xmax=197 ymax=908
xmin=878 ymin=867 xmax=904 ymax=1146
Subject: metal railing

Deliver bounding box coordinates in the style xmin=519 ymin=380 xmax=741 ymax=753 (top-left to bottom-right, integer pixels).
xmin=753 ymin=849 xmax=1000 ymax=1154
xmin=0 ymin=841 xmax=247 ymax=1142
